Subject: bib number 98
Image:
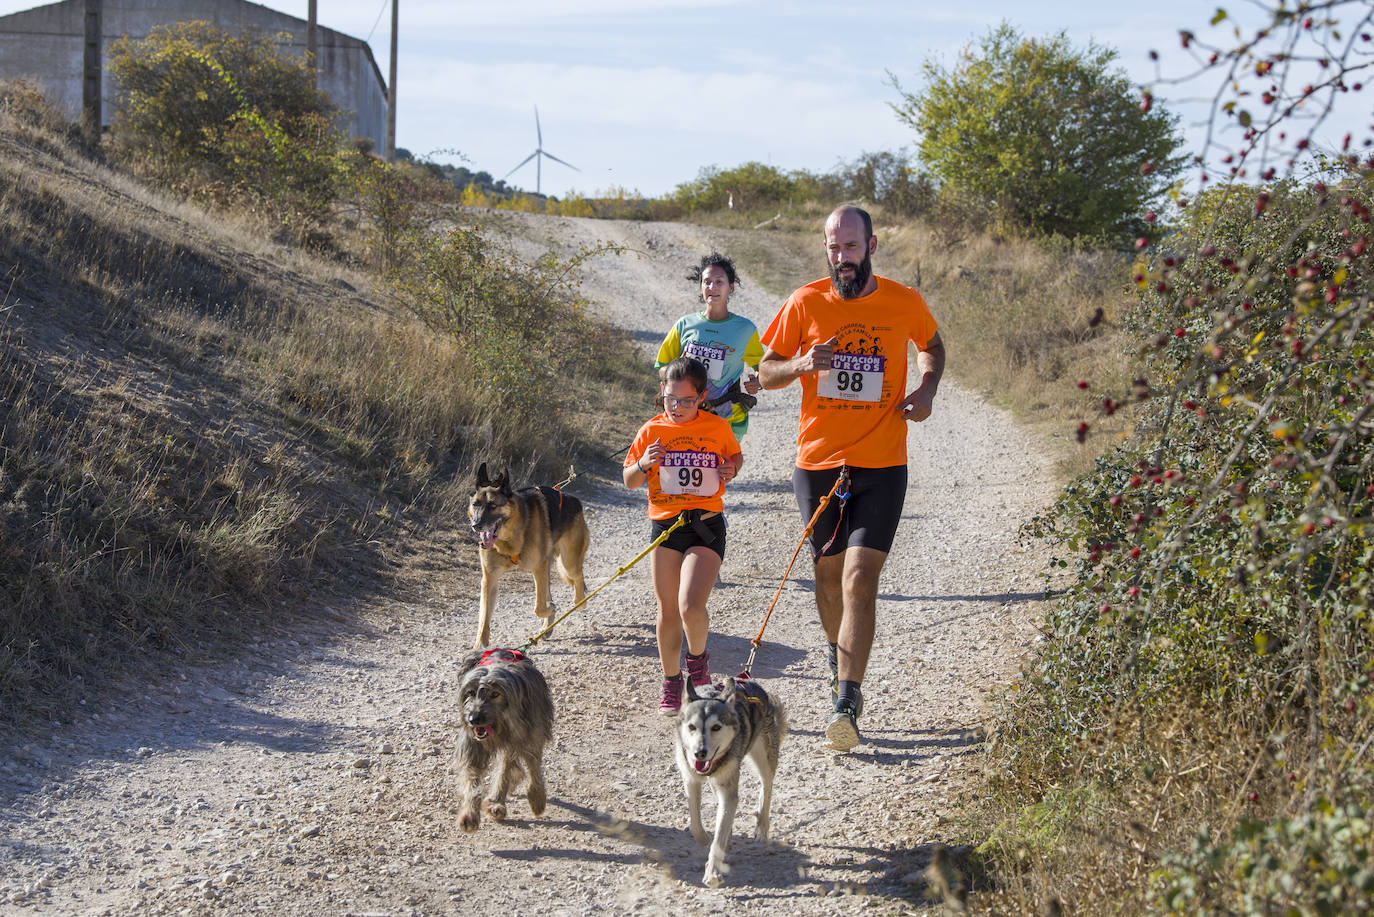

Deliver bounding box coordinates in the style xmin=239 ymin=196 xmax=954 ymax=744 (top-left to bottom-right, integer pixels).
xmin=818 ymin=351 xmax=885 ymax=402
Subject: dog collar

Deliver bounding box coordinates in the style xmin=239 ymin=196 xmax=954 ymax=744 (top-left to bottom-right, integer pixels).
xmin=478 ymin=647 xmax=526 ymax=667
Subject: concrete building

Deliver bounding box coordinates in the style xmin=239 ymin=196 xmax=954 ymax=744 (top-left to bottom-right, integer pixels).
xmin=0 ymin=0 xmax=387 ymax=149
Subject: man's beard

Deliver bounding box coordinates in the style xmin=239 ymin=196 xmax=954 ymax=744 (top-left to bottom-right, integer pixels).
xmin=830 ymin=251 xmax=873 ymax=299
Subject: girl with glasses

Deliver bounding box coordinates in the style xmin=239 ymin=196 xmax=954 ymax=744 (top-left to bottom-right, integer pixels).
xmin=623 ymin=356 xmax=744 ymax=714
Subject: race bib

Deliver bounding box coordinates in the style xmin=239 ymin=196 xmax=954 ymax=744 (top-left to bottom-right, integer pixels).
xmin=658 ymin=450 xmax=720 ymax=496
xmin=683 ymin=340 xmax=726 ymax=382
xmin=818 ymin=352 xmax=885 ymax=402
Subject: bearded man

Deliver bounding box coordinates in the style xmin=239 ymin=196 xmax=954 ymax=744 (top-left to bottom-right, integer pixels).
xmin=757 ymin=204 xmax=946 ymax=751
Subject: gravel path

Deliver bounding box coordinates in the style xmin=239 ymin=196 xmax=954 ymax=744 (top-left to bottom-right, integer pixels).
xmin=0 ymin=213 xmax=1058 ymax=915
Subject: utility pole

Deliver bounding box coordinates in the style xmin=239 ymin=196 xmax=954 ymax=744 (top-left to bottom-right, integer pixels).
xmin=81 ymin=0 xmax=101 ymax=148
xmin=386 ymin=0 xmax=397 ymax=161
xmin=306 ymin=0 xmax=318 ymax=90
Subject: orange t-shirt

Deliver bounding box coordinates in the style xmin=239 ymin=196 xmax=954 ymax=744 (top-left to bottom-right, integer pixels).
xmin=761 ymin=275 xmax=938 ymax=470
xmin=625 ymin=411 xmax=742 ymax=520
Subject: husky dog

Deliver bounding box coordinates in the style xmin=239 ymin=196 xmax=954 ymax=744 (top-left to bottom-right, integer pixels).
xmin=674 ymin=675 xmax=786 ymax=886
xmin=468 ymin=462 xmax=590 ymax=650
xmin=454 ymin=647 xmax=555 ymax=833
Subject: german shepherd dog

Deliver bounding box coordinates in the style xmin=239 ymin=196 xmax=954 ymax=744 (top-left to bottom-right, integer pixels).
xmin=468 ymin=463 xmax=590 ymax=650
xmin=454 ymin=647 xmax=555 ymax=832
xmin=674 ymin=676 xmax=787 ymax=886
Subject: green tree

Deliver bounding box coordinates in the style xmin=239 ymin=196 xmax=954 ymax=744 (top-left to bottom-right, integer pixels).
xmin=891 ymin=23 xmax=1185 ymax=240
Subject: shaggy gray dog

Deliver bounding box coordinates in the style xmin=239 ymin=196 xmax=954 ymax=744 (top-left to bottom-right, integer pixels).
xmin=453 ymin=648 xmax=555 ymax=832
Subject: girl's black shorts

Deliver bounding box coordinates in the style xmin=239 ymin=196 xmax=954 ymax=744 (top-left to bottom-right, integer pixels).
xmin=650 ymin=511 xmax=727 ymax=560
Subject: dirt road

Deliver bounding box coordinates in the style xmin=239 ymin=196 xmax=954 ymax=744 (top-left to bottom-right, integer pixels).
xmin=0 ymin=213 xmax=1057 ymax=915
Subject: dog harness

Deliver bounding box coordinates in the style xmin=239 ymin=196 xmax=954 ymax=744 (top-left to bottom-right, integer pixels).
xmin=728 ymin=674 xmax=768 ymax=707
xmin=478 ymin=647 xmax=527 ymax=667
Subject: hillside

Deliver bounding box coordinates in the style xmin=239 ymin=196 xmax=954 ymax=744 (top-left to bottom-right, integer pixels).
xmin=0 ymin=117 xmax=416 ymax=703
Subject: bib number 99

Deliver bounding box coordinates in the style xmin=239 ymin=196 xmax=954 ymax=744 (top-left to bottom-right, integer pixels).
xmin=658 ymin=451 xmax=720 ymax=495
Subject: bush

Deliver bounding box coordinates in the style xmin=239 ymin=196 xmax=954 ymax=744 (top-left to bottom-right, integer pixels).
xmin=966 ymin=4 xmax=1374 ymax=913
xmin=891 ymin=23 xmax=1185 ymax=241
xmin=838 ymin=149 xmax=935 ymax=218
xmin=387 ymin=225 xmax=634 ymax=427
xmin=108 ymin=21 xmax=343 ymax=236
xmin=672 ymin=161 xmax=798 ymax=214
xmin=340 ymin=152 xmax=457 ymax=271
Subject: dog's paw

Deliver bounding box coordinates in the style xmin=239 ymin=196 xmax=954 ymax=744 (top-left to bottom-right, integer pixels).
xmin=755 ymin=815 xmax=770 ymax=840
xmin=483 ymin=800 xmax=508 ymax=821
xmin=703 ymin=858 xmax=730 ymax=888
xmin=458 ymin=808 xmax=481 ymax=833
xmin=527 ymin=784 xmax=547 ymax=816
xmin=536 ymin=604 xmax=556 ymax=620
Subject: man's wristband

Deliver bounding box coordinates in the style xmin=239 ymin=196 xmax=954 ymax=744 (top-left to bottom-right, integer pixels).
xmin=637 ymin=458 xmax=647 ymax=473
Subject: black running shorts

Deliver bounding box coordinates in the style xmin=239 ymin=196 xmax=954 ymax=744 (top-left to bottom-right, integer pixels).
xmin=650 ymin=512 xmax=727 ymax=560
xmin=792 ymin=465 xmax=907 ymax=559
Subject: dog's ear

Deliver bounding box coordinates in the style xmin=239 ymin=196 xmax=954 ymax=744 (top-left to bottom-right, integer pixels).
xmin=476 ymin=462 xmax=492 ymax=488
xmin=719 ymin=676 xmax=738 ymax=704
xmin=684 ymin=676 xmax=701 ymax=703
xmin=495 ymin=467 xmax=511 ymax=493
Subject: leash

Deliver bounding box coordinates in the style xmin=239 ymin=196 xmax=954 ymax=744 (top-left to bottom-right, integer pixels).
xmin=740 ymin=466 xmax=850 ymax=677
xmin=520 ymin=513 xmax=688 ymax=651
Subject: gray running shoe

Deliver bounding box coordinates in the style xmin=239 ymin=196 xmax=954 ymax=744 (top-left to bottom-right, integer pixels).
xmin=825 ymin=697 xmax=861 ymax=751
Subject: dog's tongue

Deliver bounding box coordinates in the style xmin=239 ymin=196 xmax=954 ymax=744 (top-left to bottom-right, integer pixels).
xmin=479 ymin=527 xmax=497 ymax=550
xmin=693 ymin=759 xmax=714 ymax=774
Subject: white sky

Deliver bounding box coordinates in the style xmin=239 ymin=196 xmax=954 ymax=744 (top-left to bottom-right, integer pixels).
xmin=2 ymin=1 xmax=1370 ymax=198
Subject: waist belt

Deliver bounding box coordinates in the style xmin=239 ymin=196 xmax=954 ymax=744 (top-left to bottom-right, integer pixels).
xmin=681 ymin=509 xmax=720 ymax=543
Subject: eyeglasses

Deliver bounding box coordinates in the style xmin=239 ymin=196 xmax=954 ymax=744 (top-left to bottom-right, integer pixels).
xmin=663 ymin=394 xmax=702 ymax=409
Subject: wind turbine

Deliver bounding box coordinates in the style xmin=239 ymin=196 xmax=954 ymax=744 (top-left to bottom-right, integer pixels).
xmin=503 ymin=107 xmax=579 ymax=195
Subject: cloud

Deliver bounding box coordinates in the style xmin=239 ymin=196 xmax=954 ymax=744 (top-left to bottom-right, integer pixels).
xmin=408 ymin=58 xmax=901 ymax=138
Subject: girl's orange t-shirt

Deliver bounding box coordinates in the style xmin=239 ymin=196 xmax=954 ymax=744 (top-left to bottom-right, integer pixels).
xmin=625 ymin=410 xmax=742 ymax=520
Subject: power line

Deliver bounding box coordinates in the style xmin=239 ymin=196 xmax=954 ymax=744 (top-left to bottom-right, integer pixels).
xmin=364 ymin=0 xmax=389 ymax=43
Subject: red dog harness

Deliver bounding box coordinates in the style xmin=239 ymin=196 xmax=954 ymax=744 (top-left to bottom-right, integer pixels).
xmin=478 ymin=647 xmax=527 ymax=667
